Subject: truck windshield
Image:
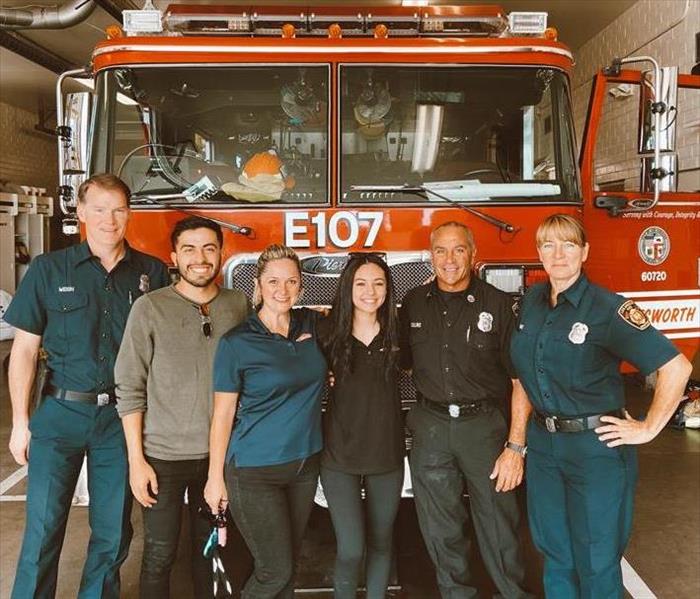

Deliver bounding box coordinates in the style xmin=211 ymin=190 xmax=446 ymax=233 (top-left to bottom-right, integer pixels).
xmin=90 ymin=65 xmax=330 ymax=205
xmin=339 ymin=66 xmax=580 ymax=203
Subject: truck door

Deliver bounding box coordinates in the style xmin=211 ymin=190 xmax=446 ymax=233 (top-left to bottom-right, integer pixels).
xmin=579 ymin=67 xmax=700 ymax=362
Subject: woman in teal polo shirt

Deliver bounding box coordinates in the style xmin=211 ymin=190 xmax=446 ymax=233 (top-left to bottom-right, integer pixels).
xmin=510 ymin=214 xmax=691 ymax=599
xmin=204 ymin=244 xmax=327 ymax=599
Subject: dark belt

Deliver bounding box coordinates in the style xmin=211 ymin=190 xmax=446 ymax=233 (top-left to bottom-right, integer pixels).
xmin=45 ymin=384 xmax=115 ymax=406
xmin=533 ymin=409 xmax=624 ymax=433
xmin=418 ymin=394 xmax=484 ymax=419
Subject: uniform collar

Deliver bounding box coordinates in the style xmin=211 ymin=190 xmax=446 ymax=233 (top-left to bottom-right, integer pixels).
xmin=426 ymin=275 xmax=478 ymax=300
xmin=352 ymin=331 xmax=384 ymax=351
xmin=543 ymin=272 xmax=589 ymax=308
xmin=249 ymin=308 xmax=303 ymax=338
xmin=73 ymin=240 xmax=133 ymax=265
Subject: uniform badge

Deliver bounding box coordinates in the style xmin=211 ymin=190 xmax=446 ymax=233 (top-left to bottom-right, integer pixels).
xmin=139 ymin=274 xmax=150 ymax=293
xmin=410 ymin=322 xmax=422 ymax=328
xmin=568 ymin=322 xmax=589 ymax=344
xmin=617 ymin=300 xmax=651 ymax=330
xmin=467 ymin=294 xmax=475 ymax=303
xmin=477 ymin=311 xmax=493 ymax=332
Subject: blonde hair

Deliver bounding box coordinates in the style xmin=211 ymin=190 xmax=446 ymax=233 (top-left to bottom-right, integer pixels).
xmin=252 ymin=244 xmax=302 ymax=308
xmin=535 ymin=214 xmax=587 ymax=247
xmin=430 ymin=221 xmax=476 ymax=254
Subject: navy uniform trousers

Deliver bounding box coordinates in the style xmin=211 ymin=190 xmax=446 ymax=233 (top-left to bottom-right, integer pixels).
xmin=407 ymin=402 xmax=531 ymax=599
xmin=526 ymin=420 xmax=638 ymax=599
xmin=12 ymin=397 xmax=132 ymax=599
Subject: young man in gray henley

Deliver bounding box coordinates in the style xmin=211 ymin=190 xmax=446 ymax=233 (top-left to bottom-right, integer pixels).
xmin=115 ymin=216 xmax=248 ymax=597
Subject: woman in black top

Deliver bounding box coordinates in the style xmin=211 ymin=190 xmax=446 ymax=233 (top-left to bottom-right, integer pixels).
xmin=319 ymin=253 xmax=404 ymax=599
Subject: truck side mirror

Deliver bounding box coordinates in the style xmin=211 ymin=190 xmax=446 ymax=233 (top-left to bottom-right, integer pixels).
xmin=638 ymin=66 xmax=678 ymax=193
xmin=60 ymin=92 xmax=92 ymax=182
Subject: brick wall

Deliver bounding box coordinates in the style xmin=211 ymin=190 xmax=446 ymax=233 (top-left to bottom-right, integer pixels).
xmin=571 ymin=0 xmax=700 ymax=191
xmin=0 ymin=101 xmax=57 ymax=192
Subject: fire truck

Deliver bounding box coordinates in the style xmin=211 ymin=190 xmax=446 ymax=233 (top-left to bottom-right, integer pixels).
xmin=55 ymin=3 xmax=699 ymax=368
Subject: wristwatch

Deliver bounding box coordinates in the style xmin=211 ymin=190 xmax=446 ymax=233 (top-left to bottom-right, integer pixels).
xmin=504 ymin=440 xmax=527 ymax=457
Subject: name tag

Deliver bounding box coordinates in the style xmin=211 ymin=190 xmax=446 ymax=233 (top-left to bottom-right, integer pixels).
xmin=410 ymin=322 xmax=422 ymax=328
xmin=58 ymin=286 xmax=75 ymax=293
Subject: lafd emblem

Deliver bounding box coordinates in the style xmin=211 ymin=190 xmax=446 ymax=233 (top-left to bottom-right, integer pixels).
xmin=638 ymin=226 xmax=670 ymax=266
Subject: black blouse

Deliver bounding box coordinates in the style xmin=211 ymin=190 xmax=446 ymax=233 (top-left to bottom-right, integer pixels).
xmin=322 ymin=334 xmax=405 ymax=475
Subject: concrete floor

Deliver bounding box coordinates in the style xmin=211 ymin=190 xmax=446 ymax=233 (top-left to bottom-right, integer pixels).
xmin=1 ymin=338 xmax=698 ymax=598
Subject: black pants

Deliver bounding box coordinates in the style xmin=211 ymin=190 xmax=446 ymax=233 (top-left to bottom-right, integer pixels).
xmin=407 ymin=403 xmax=532 ymax=599
xmin=320 ymin=466 xmax=403 ymax=599
xmin=140 ymin=457 xmax=212 ymax=599
xmin=226 ymin=454 xmax=320 ymax=599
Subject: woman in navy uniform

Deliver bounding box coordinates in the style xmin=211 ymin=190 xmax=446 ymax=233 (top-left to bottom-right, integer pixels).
xmin=510 ymin=214 xmax=691 ymax=598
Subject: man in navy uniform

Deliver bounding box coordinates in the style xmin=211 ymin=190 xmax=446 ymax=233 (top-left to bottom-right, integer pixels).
xmin=6 ymin=174 xmax=170 ymax=598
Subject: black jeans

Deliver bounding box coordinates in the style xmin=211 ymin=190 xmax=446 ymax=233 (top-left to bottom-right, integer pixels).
xmin=407 ymin=403 xmax=532 ymax=599
xmin=140 ymin=457 xmax=212 ymax=599
xmin=226 ymin=453 xmax=320 ymax=599
xmin=320 ymin=466 xmax=403 ymax=599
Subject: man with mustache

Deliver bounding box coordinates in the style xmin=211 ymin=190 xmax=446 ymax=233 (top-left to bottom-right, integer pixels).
xmin=115 ymin=216 xmax=249 ymax=597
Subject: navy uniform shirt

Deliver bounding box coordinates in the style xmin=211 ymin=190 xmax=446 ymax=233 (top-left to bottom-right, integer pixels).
xmin=510 ymin=273 xmax=679 ymax=416
xmin=213 ymin=308 xmax=326 ymax=468
xmin=399 ymin=277 xmax=518 ymax=404
xmin=4 ymin=241 xmax=169 ymax=394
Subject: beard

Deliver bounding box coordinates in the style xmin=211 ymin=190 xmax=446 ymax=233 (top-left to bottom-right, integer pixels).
xmin=178 ymin=263 xmax=219 ymax=288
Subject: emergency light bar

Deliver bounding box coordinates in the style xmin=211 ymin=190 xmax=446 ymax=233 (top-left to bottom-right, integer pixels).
xmin=164 ymin=4 xmax=517 ymax=38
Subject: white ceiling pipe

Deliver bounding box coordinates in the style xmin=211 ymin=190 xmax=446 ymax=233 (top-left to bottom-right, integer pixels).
xmin=0 ymin=0 xmax=95 ymax=30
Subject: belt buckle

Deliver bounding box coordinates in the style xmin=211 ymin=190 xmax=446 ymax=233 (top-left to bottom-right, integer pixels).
xmin=545 ymin=416 xmax=557 ymax=433
xmin=96 ymin=393 xmax=110 ymax=407
xmin=448 ymin=404 xmax=460 ymax=418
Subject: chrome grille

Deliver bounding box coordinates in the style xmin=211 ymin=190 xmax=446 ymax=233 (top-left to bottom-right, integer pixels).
xmin=222 ymin=251 xmax=429 ymax=409
xmin=222 ymin=251 xmax=433 ymax=306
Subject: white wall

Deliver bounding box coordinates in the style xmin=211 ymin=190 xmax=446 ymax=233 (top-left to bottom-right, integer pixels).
xmin=0 ymin=101 xmax=57 ymax=191
xmin=571 ymin=0 xmax=699 ymax=191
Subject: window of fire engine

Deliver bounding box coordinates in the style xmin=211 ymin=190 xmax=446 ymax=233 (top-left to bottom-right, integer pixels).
xmin=339 ymin=66 xmax=579 ymax=204
xmin=90 ymin=66 xmax=330 ymax=205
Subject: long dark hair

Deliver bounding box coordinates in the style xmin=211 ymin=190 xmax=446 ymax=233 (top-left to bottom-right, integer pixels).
xmin=321 ymin=254 xmax=399 ymax=382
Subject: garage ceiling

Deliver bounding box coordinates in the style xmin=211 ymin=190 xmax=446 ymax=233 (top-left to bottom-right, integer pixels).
xmin=0 ymin=0 xmax=636 ymax=110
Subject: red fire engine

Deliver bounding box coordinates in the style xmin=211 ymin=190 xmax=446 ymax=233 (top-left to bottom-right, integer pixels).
xmin=55 ymin=4 xmax=699 ymax=367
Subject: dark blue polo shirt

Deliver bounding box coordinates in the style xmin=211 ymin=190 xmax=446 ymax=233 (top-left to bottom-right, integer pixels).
xmin=510 ymin=273 xmax=679 ymax=416
xmin=4 ymin=241 xmax=169 ymax=394
xmin=214 ymin=308 xmax=326 ymax=467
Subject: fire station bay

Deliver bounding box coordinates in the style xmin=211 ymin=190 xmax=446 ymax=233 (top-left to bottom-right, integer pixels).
xmin=0 ymin=2 xmax=698 ymax=599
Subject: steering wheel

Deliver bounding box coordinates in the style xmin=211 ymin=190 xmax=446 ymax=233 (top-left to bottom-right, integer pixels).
xmin=462 ymin=167 xmax=509 ymax=183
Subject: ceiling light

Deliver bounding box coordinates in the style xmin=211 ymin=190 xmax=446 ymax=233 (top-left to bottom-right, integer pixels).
xmin=402 ymin=1 xmax=429 ymax=6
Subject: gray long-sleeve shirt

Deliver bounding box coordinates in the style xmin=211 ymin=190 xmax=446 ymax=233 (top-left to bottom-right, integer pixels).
xmin=115 ymin=285 xmax=249 ymax=460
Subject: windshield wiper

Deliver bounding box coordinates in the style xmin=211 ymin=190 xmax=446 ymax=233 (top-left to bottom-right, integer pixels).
xmin=132 ymin=176 xmax=254 ymax=237
xmin=350 ymin=183 xmax=519 ymax=233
